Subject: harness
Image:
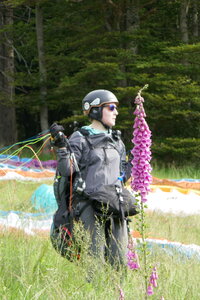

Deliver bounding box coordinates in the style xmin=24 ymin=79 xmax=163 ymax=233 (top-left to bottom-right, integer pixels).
xmin=54 ymin=128 xmax=124 ymax=221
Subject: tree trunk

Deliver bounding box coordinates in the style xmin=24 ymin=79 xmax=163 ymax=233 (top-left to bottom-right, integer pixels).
xmin=0 ymin=2 xmax=17 ymax=146
xmin=35 ymin=3 xmax=48 ymax=132
xmin=180 ymin=0 xmax=189 ymax=43
xmin=123 ymin=0 xmax=140 ymax=143
xmin=192 ymin=0 xmax=198 ymax=37
xmin=126 ymin=0 xmax=140 ymax=54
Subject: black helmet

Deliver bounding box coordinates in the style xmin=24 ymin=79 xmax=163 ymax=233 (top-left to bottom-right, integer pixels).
xmin=82 ymin=89 xmax=119 ymax=121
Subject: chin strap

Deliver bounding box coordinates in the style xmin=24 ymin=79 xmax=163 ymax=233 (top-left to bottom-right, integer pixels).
xmin=99 ymin=120 xmax=111 ymax=132
xmin=89 ymin=107 xmax=112 ymax=132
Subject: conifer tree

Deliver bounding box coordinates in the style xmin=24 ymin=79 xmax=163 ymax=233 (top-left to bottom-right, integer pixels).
xmin=0 ymin=1 xmax=17 ymax=145
xmin=1 ymin=0 xmax=199 ymax=164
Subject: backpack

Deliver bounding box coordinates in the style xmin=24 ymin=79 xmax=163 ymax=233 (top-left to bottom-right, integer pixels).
xmin=50 ymin=170 xmax=78 ymax=259
xmin=50 ymin=129 xmax=89 ymax=260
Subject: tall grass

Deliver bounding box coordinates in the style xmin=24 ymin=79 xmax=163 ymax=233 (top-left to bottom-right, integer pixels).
xmin=151 ymin=161 xmax=200 ymax=179
xmin=0 ymin=165 xmax=200 ymax=299
xmin=144 ymin=212 xmax=200 ymax=245
xmin=0 ymin=180 xmax=53 ymax=212
xmin=1 ymin=226 xmax=200 ymax=300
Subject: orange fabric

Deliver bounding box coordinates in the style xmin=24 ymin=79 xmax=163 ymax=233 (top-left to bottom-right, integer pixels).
xmin=152 ymin=176 xmax=200 ymax=191
xmin=127 ymin=177 xmax=200 ymax=195
xmin=150 ymin=185 xmax=200 ymax=195
xmin=131 ymin=230 xmax=173 ymax=242
xmin=127 ymin=176 xmax=200 ymax=191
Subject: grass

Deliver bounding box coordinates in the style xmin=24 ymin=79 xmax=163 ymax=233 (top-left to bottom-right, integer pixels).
xmin=0 ymin=180 xmax=53 ymax=212
xmin=0 ymin=165 xmax=200 ymax=299
xmin=151 ymin=161 xmax=200 ymax=179
xmin=145 ymin=212 xmax=200 ymax=245
xmin=1 ymin=226 xmax=200 ymax=300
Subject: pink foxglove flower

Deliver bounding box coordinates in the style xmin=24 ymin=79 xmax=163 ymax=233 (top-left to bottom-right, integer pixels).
xmin=118 ymin=285 xmax=125 ymax=300
xmin=131 ymin=85 xmax=152 ymax=203
xmin=127 ymin=238 xmax=140 ymax=270
xmin=147 ymin=266 xmax=158 ymax=296
xmin=147 ymin=284 xmax=154 ymax=296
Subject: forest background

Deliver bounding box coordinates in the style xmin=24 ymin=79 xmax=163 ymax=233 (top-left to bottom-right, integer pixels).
xmin=0 ymin=0 xmax=199 ymax=166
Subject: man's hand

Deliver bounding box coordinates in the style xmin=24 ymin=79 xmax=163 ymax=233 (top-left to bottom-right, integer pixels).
xmin=49 ymin=123 xmax=66 ymax=148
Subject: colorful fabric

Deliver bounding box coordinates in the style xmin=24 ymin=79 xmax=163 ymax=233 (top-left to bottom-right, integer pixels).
xmin=0 ymin=210 xmax=200 ymax=260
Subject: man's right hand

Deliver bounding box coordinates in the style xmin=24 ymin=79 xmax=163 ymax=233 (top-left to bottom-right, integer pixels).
xmin=49 ymin=123 xmax=66 ymax=148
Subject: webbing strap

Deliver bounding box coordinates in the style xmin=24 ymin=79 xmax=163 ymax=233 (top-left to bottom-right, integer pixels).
xmin=74 ymin=200 xmax=92 ymax=218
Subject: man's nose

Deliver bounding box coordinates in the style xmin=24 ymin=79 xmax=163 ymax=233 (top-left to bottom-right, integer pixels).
xmin=114 ymin=108 xmax=118 ymax=115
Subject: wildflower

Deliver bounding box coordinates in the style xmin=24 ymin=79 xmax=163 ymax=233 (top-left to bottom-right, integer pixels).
xmin=147 ymin=284 xmax=154 ymax=296
xmin=118 ymin=285 xmax=125 ymax=300
xmin=127 ymin=238 xmax=140 ymax=270
xmin=127 ymin=259 xmax=140 ymax=270
xmin=147 ymin=266 xmax=158 ymax=296
xmin=131 ymin=87 xmax=152 ymax=203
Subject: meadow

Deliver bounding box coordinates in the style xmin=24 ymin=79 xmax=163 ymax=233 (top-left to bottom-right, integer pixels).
xmin=0 ymin=165 xmax=200 ymax=300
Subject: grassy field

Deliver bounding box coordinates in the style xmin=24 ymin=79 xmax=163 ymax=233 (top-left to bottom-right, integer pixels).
xmin=1 ymin=218 xmax=200 ymax=300
xmin=151 ymin=162 xmax=200 ymax=179
xmin=0 ymin=180 xmax=53 ymax=212
xmin=0 ymin=165 xmax=200 ymax=300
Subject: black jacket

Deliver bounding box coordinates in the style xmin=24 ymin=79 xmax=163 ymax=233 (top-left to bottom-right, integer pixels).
xmin=56 ymin=128 xmax=131 ymax=194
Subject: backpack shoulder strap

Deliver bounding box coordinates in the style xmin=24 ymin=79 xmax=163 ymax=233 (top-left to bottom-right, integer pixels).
xmin=77 ymin=127 xmax=90 ymax=136
xmin=77 ymin=128 xmax=93 ymax=149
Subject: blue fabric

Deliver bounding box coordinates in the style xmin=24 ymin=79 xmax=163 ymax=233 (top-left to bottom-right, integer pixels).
xmin=0 ymin=209 xmax=52 ymax=218
xmin=172 ymin=178 xmax=200 ymax=182
xmin=0 ymin=155 xmax=20 ymax=161
xmin=31 ymin=184 xmax=58 ymax=213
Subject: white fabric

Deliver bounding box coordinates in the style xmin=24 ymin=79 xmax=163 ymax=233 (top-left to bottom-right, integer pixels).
xmin=147 ymin=188 xmax=200 ymax=215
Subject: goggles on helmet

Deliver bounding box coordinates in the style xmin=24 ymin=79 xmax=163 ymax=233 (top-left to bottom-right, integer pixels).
xmin=102 ymin=104 xmax=118 ymax=111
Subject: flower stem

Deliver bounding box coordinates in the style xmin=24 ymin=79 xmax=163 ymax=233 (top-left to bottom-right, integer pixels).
xmin=140 ymin=201 xmax=148 ymax=299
